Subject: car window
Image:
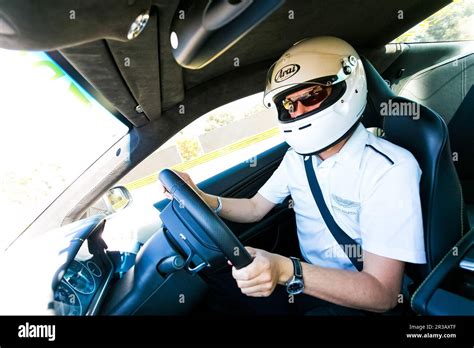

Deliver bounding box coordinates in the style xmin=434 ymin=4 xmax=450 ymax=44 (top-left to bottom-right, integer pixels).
xmin=115 ymin=92 xmax=282 ymax=206
xmin=393 ymin=0 xmax=474 ymax=43
xmin=0 ymin=49 xmax=129 ymax=251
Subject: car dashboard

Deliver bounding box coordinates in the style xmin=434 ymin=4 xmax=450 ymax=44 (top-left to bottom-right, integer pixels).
xmin=53 ymin=223 xmax=114 ymax=316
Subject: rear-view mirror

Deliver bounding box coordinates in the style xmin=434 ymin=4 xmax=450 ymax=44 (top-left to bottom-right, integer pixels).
xmin=170 ymin=0 xmax=285 ymax=69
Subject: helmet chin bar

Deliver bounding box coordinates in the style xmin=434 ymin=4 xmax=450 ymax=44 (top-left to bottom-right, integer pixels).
xmin=293 ymin=118 xmax=362 ymax=157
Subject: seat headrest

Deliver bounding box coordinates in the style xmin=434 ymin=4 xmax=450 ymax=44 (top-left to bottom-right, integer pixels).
xmin=361 ymin=56 xmax=395 ymax=129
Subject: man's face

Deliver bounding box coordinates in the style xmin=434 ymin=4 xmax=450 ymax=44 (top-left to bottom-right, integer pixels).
xmin=284 ymin=84 xmax=333 ymax=119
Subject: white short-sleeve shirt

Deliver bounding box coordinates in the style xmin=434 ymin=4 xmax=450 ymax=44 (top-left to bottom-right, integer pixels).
xmin=258 ymin=123 xmax=426 ymax=271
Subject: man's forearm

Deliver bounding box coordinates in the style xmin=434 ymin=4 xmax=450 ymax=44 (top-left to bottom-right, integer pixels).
xmin=277 ymin=258 xmax=399 ymax=312
xmin=200 ymin=193 xmax=260 ymax=223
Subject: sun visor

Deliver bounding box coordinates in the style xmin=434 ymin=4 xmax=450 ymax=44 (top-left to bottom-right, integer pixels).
xmin=170 ymin=0 xmax=285 ymax=69
xmin=0 ymin=0 xmax=152 ymax=51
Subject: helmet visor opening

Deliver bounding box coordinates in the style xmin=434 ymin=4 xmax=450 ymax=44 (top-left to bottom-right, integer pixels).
xmin=282 ymin=84 xmax=332 ymax=112
xmin=274 ymin=79 xmax=346 ymax=123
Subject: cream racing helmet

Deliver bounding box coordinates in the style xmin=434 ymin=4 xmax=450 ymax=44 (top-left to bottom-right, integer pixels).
xmin=264 ymin=36 xmax=367 ymax=155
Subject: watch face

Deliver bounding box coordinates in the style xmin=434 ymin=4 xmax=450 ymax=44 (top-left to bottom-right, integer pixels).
xmin=287 ymin=279 xmax=304 ymax=295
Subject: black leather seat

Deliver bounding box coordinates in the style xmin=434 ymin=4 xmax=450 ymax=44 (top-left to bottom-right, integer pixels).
xmin=361 ymin=57 xmax=468 ymax=285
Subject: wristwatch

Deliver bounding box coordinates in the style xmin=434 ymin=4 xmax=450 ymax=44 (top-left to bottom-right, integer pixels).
xmin=286 ymin=256 xmax=304 ymax=295
xmin=214 ymin=196 xmax=223 ymax=215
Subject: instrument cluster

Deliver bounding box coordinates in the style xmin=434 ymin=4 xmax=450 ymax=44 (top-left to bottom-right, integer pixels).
xmin=54 ymin=259 xmax=105 ymax=316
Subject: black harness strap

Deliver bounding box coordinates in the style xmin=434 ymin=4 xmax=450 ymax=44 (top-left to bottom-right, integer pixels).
xmin=303 ymin=155 xmax=363 ymax=271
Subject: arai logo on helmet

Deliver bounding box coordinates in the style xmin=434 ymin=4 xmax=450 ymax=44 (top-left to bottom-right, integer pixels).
xmin=274 ymin=64 xmax=300 ymax=83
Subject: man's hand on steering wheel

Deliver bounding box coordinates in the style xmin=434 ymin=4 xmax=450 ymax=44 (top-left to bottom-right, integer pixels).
xmin=232 ymin=246 xmax=293 ymax=297
xmin=161 ymin=170 xmax=199 ymax=199
xmin=161 ymin=170 xmax=219 ymax=210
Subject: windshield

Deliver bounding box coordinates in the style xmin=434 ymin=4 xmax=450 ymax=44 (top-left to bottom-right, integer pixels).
xmin=0 ymin=50 xmax=129 ymax=251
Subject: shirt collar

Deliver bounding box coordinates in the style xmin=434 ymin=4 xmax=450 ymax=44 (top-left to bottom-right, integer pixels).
xmin=317 ymin=123 xmax=368 ymax=170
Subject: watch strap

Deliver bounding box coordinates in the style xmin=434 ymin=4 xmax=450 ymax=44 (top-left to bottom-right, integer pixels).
xmin=290 ymin=257 xmax=302 ymax=278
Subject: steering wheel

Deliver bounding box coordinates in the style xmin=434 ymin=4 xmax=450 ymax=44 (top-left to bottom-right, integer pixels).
xmin=159 ymin=169 xmax=253 ymax=269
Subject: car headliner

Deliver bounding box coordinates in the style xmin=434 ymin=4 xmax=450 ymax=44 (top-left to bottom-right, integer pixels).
xmin=56 ymin=0 xmax=450 ymax=125
xmin=57 ymin=0 xmax=449 ymax=156
xmin=0 ymin=0 xmax=451 ymax=229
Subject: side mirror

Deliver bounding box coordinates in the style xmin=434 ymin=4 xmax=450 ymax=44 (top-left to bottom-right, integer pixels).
xmin=170 ymin=0 xmax=285 ymax=69
xmin=103 ymin=186 xmax=133 ymax=214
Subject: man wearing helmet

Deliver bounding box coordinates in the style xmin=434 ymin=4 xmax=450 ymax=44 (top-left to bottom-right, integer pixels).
xmin=166 ymin=37 xmax=426 ymax=315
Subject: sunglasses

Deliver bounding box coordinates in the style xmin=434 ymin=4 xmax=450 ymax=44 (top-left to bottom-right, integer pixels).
xmin=281 ymin=85 xmax=330 ymax=113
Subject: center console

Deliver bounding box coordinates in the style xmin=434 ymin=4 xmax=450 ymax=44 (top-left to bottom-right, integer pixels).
xmin=100 ymin=228 xmax=207 ymax=315
xmin=412 ymin=228 xmax=474 ymax=315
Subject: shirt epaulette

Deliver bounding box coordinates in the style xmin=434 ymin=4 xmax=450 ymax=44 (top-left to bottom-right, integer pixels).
xmin=365 ymin=144 xmax=394 ymax=165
